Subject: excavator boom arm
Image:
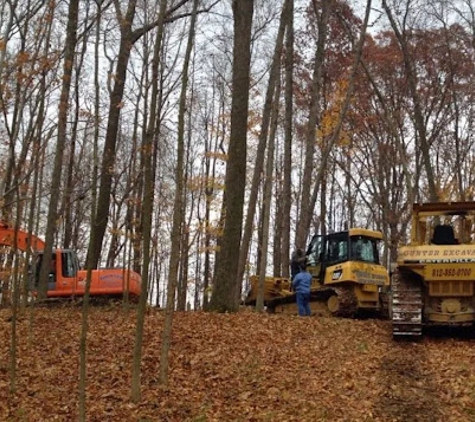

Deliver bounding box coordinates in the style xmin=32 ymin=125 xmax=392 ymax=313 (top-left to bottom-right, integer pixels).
xmin=0 ymin=222 xmax=46 ymax=252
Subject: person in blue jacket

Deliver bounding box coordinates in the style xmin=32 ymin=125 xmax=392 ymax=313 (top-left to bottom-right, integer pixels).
xmin=292 ymin=263 xmax=312 ymax=316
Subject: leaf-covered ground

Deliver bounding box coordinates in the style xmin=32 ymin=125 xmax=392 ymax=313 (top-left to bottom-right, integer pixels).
xmin=1 ymin=306 xmax=475 ymax=421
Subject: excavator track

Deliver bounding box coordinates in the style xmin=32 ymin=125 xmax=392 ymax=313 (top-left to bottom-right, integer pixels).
xmin=391 ymin=269 xmax=423 ymax=338
xmin=327 ymin=286 xmax=358 ymax=318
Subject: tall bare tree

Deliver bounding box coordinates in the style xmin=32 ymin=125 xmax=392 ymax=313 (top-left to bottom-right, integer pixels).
xmin=256 ymin=77 xmax=281 ymax=311
xmin=382 ymin=0 xmax=438 ymax=202
xmin=85 ymin=0 xmax=139 ymax=270
xmin=280 ymin=0 xmax=294 ymax=278
xmin=237 ymin=0 xmax=290 ymax=300
xmin=37 ymin=0 xmax=79 ymax=299
xmin=160 ymin=0 xmax=199 ymax=384
xmin=294 ymin=0 xmax=331 ymax=248
xmin=131 ymin=0 xmax=169 ymax=400
xmin=209 ymin=0 xmax=254 ymax=312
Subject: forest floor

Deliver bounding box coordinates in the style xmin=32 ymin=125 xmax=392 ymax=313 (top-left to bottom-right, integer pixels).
xmin=1 ymin=305 xmax=475 ymax=422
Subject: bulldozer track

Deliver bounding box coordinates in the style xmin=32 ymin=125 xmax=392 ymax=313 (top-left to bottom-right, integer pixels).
xmin=379 ymin=289 xmax=391 ymax=319
xmin=268 ymin=285 xmax=369 ymax=318
xmin=391 ymin=270 xmax=423 ymax=338
xmin=266 ymin=288 xmax=334 ymax=314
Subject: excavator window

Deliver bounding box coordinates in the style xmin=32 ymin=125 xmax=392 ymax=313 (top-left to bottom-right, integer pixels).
xmin=32 ymin=255 xmax=42 ymax=288
xmin=61 ymin=251 xmax=78 ymax=277
xmin=29 ymin=254 xmax=56 ymax=289
xmin=50 ymin=255 xmax=56 ymax=275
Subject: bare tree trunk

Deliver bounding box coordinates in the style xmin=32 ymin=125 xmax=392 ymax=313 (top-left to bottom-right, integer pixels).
xmin=48 ymin=0 xmax=88 ymax=418
xmin=86 ymin=0 xmax=138 ymax=270
xmin=38 ymin=0 xmax=79 ymax=299
xmin=128 ymin=42 xmax=150 ymax=278
xmin=210 ymin=0 xmax=254 ymax=313
xmin=295 ymin=0 xmax=331 ymax=248
xmin=273 ymin=170 xmax=283 ymax=276
xmin=130 ymin=0 xmax=168 ymax=401
xmin=194 ymin=232 xmax=202 ymax=309
xmin=89 ymin=1 xmax=103 ymax=264
xmin=343 ymin=142 xmax=354 ymax=228
xmin=256 ymin=77 xmax=281 ymax=311
xmin=63 ymin=3 xmax=91 ymax=248
xmin=320 ymin=170 xmax=327 ymax=234
xmin=9 ymin=198 xmax=23 ymax=393
xmin=177 ymin=228 xmax=189 ymax=311
xmin=160 ymin=0 xmax=198 ymax=385
xmin=20 ymin=9 xmax=54 ymax=308
xmin=298 ymin=0 xmax=373 ymax=245
xmin=236 ymin=0 xmax=288 ymax=300
xmin=202 ymin=92 xmax=223 ymax=310
xmin=281 ymin=0 xmax=294 ymax=278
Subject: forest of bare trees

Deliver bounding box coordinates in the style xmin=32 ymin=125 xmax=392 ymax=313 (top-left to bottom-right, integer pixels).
xmin=1 ymin=0 xmax=475 ymax=310
xmin=1 ymin=0 xmax=475 ymax=415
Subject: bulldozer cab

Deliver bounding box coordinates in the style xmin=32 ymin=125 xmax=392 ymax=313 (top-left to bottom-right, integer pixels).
xmin=306 ymin=229 xmax=383 ymax=282
xmin=306 ymin=232 xmax=350 ymax=279
xmin=409 ymin=202 xmax=475 ymax=247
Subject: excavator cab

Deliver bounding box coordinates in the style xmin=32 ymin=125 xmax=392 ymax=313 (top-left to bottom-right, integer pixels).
xmin=31 ymin=250 xmax=80 ymax=293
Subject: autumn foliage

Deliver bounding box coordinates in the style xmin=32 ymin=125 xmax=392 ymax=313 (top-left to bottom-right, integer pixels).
xmin=1 ymin=307 xmax=475 ymax=421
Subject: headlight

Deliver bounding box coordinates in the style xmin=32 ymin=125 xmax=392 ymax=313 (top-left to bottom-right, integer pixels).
xmin=332 ymin=270 xmax=342 ymax=280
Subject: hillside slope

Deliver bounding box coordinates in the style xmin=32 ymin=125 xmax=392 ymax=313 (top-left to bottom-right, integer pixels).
xmin=1 ymin=307 xmax=475 ymax=421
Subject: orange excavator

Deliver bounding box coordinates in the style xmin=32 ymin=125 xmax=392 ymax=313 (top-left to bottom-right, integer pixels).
xmin=0 ymin=221 xmax=141 ymax=300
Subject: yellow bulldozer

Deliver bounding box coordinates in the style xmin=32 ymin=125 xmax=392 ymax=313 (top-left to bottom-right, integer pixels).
xmin=244 ymin=228 xmax=390 ymax=317
xmin=391 ymin=201 xmax=475 ymax=338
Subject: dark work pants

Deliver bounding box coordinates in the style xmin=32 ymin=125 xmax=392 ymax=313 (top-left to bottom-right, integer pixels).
xmin=296 ymin=292 xmax=311 ymax=316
